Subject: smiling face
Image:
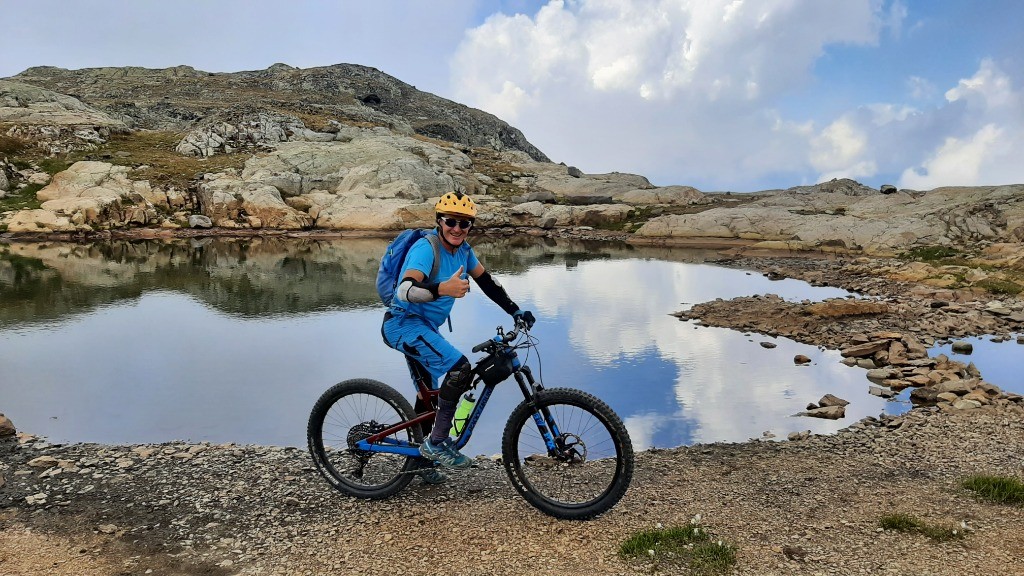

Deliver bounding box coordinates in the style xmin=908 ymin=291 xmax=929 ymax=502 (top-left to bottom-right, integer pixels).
xmin=437 ymin=213 xmax=474 ymax=246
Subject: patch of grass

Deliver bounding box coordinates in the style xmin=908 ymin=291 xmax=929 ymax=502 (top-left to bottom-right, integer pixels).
xmin=901 ymin=245 xmax=961 ymax=261
xmin=690 ymin=542 xmax=739 ymax=575
xmin=879 ymin=513 xmax=965 ymax=541
xmin=0 ymin=134 xmax=30 ymax=155
xmin=620 ymin=524 xmax=709 ymax=556
xmin=974 ymin=278 xmax=1023 ymax=296
xmin=0 ymin=182 xmax=45 ymax=212
xmin=962 ymin=474 xmax=1024 ymax=505
xmin=37 ymin=157 xmax=72 ymax=175
xmin=2 ymin=130 xmax=250 ymax=191
xmin=620 ymin=523 xmax=737 ymax=575
xmin=99 ymin=130 xmax=250 ymax=189
xmin=879 ymin=513 xmax=921 ymax=532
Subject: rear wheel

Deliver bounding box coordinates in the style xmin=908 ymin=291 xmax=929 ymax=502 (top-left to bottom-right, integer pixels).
xmin=502 ymin=388 xmax=634 ymax=520
xmin=307 ymin=378 xmax=420 ymax=499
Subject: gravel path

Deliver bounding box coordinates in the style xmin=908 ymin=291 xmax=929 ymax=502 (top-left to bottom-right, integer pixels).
xmin=2 ymin=404 xmax=1023 ymax=576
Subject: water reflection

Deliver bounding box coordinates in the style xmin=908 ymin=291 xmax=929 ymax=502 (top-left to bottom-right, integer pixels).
xmin=930 ymin=336 xmax=1024 ymax=396
xmin=2 ymin=236 xmax=896 ymax=453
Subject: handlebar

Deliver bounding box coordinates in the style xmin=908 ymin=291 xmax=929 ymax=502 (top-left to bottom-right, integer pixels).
xmin=471 ymin=319 xmax=530 ymax=353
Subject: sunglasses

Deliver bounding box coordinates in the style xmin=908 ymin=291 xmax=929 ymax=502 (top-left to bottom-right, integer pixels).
xmin=441 ymin=217 xmax=474 ymax=230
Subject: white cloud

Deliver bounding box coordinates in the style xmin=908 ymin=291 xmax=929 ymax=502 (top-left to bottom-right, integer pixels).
xmin=896 ymin=60 xmax=1024 ymax=188
xmin=802 ymin=59 xmax=1023 ymax=189
xmin=452 ymin=0 xmax=886 ymax=189
xmin=883 ymin=0 xmax=908 ymax=39
xmin=498 ymin=258 xmax=877 ymax=444
xmin=811 ymin=118 xmax=870 ymax=173
xmin=899 ymin=124 xmax=1009 ymax=189
xmin=945 ymin=59 xmax=1016 ymax=110
xmin=907 ymin=75 xmax=936 ymax=100
xmin=455 ymin=1 xmax=1024 ymax=191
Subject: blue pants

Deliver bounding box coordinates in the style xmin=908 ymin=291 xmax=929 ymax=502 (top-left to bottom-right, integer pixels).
xmin=382 ymin=312 xmax=463 ymax=390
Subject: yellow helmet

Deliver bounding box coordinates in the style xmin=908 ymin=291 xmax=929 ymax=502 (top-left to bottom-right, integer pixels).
xmin=434 ymin=192 xmax=478 ymax=218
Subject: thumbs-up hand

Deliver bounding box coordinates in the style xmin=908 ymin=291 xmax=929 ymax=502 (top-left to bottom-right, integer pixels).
xmin=439 ymin=266 xmax=470 ymax=298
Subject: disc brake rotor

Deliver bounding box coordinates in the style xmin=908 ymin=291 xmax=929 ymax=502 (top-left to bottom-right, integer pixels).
xmin=554 ymin=432 xmax=587 ymax=464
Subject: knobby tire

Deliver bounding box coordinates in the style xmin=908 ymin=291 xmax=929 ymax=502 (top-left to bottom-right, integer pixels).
xmin=307 ymin=378 xmax=421 ymax=499
xmin=501 ymin=388 xmax=634 ymax=520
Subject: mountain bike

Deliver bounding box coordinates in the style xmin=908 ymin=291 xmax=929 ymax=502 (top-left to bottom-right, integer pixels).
xmin=307 ymin=318 xmax=634 ymax=520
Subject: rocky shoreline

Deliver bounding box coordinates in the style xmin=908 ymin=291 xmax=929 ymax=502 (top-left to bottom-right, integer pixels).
xmin=2 ymin=243 xmax=1024 ymax=575
xmin=673 ymin=254 xmax=1024 ymax=419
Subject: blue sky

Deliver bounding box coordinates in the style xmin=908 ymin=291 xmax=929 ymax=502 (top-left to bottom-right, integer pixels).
xmin=1 ymin=0 xmax=1021 ymax=192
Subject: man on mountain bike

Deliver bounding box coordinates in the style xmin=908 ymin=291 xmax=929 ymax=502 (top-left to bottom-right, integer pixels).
xmin=381 ymin=191 xmax=535 ymax=483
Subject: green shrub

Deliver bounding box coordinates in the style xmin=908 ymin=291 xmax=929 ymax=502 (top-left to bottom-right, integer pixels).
xmin=690 ymin=542 xmax=739 ymax=575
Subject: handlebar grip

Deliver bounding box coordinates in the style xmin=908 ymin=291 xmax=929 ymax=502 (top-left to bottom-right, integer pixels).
xmin=472 ymin=340 xmax=491 ymax=353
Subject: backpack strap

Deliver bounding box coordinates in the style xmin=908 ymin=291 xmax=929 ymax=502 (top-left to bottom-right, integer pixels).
xmin=425 ymin=232 xmax=442 ymax=282
xmin=425 ymin=231 xmax=454 ymax=332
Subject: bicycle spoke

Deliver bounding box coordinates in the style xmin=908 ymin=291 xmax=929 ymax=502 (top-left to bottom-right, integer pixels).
xmin=513 ymin=399 xmax=619 ymax=506
xmin=308 ymin=379 xmax=419 ymax=499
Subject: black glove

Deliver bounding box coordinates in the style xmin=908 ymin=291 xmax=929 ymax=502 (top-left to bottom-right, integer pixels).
xmin=513 ymin=309 xmax=536 ymax=330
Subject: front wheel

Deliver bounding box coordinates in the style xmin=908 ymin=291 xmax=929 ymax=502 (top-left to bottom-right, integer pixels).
xmin=502 ymin=388 xmax=634 ymax=520
xmin=307 ymin=378 xmax=420 ymax=499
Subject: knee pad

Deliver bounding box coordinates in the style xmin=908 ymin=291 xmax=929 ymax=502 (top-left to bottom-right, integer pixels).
xmin=439 ymin=356 xmax=473 ymax=402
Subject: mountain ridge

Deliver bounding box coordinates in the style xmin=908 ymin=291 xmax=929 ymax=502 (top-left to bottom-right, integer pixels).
xmin=9 ymin=63 xmax=550 ymax=162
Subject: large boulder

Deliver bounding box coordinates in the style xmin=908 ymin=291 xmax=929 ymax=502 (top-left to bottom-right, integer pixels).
xmin=524 ymin=163 xmax=652 ymax=205
xmin=0 ymin=80 xmax=130 ymax=154
xmin=615 ymin=185 xmax=705 ymax=205
xmin=242 ymin=132 xmax=469 ymax=198
xmin=201 ymin=130 xmax=482 ymax=230
xmin=309 ymin=194 xmax=435 ymax=230
xmin=4 ymin=208 xmax=76 ymax=232
xmin=196 ymin=172 xmax=312 ymax=230
xmin=0 ymin=413 xmax=15 ymax=437
xmin=176 ymin=112 xmax=327 ymax=157
xmin=0 ymin=80 xmax=128 ymax=128
xmin=636 ymin=181 xmax=1024 ymax=255
xmin=35 ymin=161 xmax=163 ymax=225
xmin=509 ymin=201 xmax=632 ymax=227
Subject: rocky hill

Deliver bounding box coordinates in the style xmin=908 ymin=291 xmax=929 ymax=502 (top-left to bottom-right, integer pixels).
xmin=9 ymin=63 xmax=549 ymax=161
xmin=0 ymin=62 xmax=1022 ymax=298
xmin=2 ymin=63 xmax=689 ymax=237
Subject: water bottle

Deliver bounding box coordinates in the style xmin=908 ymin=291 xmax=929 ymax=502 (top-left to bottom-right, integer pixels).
xmin=449 ymin=392 xmax=476 ymax=437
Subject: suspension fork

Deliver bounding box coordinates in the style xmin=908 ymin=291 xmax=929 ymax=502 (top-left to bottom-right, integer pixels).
xmin=515 ymin=367 xmax=562 ymax=453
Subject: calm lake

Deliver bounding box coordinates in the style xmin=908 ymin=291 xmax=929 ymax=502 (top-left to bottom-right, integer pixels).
xmin=1 ymin=236 xmax=1018 ymax=455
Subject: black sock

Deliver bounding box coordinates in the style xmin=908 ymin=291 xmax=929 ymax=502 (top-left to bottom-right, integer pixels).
xmin=429 ymin=397 xmax=457 ymax=445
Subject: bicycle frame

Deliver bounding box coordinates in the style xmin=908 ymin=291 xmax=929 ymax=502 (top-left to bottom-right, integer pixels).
xmin=354 ymin=334 xmax=564 ymax=458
